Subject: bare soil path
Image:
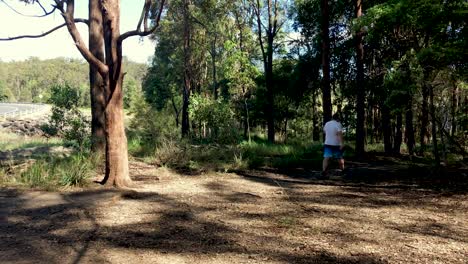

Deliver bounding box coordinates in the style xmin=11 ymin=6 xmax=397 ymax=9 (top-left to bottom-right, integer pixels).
xmin=1 ymin=161 xmax=467 ymax=264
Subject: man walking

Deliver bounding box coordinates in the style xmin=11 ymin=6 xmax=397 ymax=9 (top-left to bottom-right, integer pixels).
xmin=322 ymin=113 xmax=345 ymax=178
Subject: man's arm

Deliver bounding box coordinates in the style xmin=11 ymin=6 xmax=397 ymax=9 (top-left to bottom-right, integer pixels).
xmin=337 ymin=131 xmax=344 ymax=149
xmin=336 ymin=122 xmax=344 ymax=149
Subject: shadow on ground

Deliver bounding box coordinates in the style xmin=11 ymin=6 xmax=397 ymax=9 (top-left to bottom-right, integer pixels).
xmin=0 ymin=186 xmax=394 ymax=264
xmin=1 ymin=154 xmax=467 ymax=263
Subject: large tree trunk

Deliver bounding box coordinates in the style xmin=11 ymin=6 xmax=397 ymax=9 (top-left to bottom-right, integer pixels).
xmin=103 ymin=77 xmax=131 ymax=186
xmin=321 ymin=0 xmax=332 ymax=125
xmin=100 ymin=0 xmax=131 ymax=187
xmin=355 ymin=0 xmax=366 ymax=157
xmin=89 ymin=0 xmax=106 ymax=153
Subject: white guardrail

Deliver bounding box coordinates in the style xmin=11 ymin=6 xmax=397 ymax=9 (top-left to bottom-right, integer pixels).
xmin=0 ymin=103 xmax=47 ymax=119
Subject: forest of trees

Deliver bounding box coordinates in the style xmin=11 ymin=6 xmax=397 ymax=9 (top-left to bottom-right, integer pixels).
xmin=141 ymin=0 xmax=467 ymax=160
xmin=0 ymin=57 xmax=146 ymax=108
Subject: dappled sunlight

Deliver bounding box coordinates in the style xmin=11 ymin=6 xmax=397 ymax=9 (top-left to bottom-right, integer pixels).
xmin=1 ymin=159 xmax=467 ymax=263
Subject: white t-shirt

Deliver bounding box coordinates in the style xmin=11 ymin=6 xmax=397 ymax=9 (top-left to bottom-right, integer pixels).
xmin=323 ymin=120 xmax=343 ymax=146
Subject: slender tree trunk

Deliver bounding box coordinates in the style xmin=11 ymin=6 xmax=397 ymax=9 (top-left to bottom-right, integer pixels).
xmin=394 ymin=112 xmax=403 ymax=154
xmin=211 ymin=37 xmax=218 ymax=100
xmin=266 ymin=34 xmax=275 ymax=143
xmin=419 ymin=75 xmax=430 ymax=156
xmin=440 ymin=119 xmax=448 ymax=165
xmin=312 ymin=91 xmax=320 ymax=141
xmin=355 ymin=0 xmax=366 ymax=157
xmin=382 ymin=105 xmax=392 ymax=154
xmin=321 ymin=0 xmax=332 ymax=125
xmin=181 ymin=0 xmax=191 ymax=137
xmin=370 ymin=106 xmax=374 ymax=144
xmin=234 ymin=13 xmax=250 ymax=142
xmin=89 ymin=0 xmax=106 ymax=153
xmin=182 ymin=85 xmax=190 ymax=136
xmin=374 ymin=107 xmax=380 ymax=143
xmin=171 ymin=95 xmax=180 ymax=127
xmin=243 ymin=98 xmax=251 ymax=141
xmin=451 ymin=85 xmax=458 ymax=136
xmin=405 ymin=97 xmax=415 ymax=156
xmin=429 ymin=84 xmax=440 ymax=165
xmin=284 ymin=117 xmax=288 ymax=142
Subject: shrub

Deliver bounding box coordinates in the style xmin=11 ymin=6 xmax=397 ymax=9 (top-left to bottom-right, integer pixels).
xmin=127 ymin=96 xmax=179 ymax=156
xmin=44 ymin=84 xmax=90 ymax=150
xmin=189 ymin=94 xmax=241 ymax=144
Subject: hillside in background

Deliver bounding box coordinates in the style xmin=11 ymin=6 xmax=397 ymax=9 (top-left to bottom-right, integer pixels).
xmin=0 ymin=57 xmax=147 ymax=107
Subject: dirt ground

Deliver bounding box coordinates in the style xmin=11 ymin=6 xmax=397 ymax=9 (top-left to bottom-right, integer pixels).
xmin=1 ymin=160 xmax=467 ymax=264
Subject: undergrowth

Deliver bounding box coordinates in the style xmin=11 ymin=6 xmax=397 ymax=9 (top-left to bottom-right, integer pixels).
xmin=142 ymin=138 xmax=327 ymax=174
xmin=2 ymin=152 xmax=98 ymax=190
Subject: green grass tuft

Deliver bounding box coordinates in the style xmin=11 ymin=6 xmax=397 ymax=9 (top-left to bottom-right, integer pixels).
xmin=57 ymin=154 xmax=93 ymax=187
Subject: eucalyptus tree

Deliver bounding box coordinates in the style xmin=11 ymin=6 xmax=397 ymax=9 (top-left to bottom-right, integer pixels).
xmin=89 ymin=0 xmax=106 ymax=153
xmin=1 ymin=0 xmax=166 ymax=187
xmin=63 ymin=0 xmax=166 ymax=186
xmin=360 ymin=0 xmax=467 ymax=159
xmin=354 ymin=0 xmax=365 ymax=156
xmin=252 ymin=0 xmax=288 ymax=143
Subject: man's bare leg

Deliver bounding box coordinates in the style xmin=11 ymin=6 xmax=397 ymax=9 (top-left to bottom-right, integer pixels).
xmin=338 ymin=158 xmax=345 ymax=171
xmin=323 ymin=158 xmax=331 ymax=173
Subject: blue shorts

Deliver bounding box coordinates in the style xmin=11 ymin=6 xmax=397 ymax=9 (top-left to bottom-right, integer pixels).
xmin=323 ymin=145 xmax=343 ymax=159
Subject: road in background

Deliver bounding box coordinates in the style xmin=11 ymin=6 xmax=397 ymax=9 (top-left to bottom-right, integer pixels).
xmin=0 ymin=103 xmax=47 ymax=119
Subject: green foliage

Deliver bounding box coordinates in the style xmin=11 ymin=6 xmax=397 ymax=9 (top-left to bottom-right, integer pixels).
xmin=137 ymin=0 xmax=466 ymax=162
xmin=0 ymin=80 xmax=11 ymax=102
xmin=189 ymin=94 xmax=240 ymax=143
xmin=127 ymin=96 xmax=179 ymax=156
xmin=223 ymin=40 xmax=260 ymax=95
xmin=17 ymin=152 xmax=96 ymax=189
xmin=44 ymin=84 xmax=90 ymax=149
xmin=123 ymin=78 xmax=141 ymax=109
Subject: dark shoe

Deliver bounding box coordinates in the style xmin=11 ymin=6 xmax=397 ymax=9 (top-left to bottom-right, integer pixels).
xmin=318 ymin=171 xmax=329 ymax=180
xmin=342 ymin=168 xmax=352 ymax=178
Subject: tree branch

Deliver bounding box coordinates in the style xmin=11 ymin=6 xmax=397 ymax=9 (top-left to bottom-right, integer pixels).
xmin=272 ymin=0 xmax=278 ymax=36
xmin=0 ymin=18 xmax=88 ymax=41
xmin=119 ymin=0 xmax=166 ymax=42
xmin=60 ymin=0 xmax=108 ymax=76
xmin=253 ymin=0 xmax=266 ymax=63
xmin=0 ymin=0 xmax=57 ymax=17
xmin=136 ymin=0 xmax=151 ymax=32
